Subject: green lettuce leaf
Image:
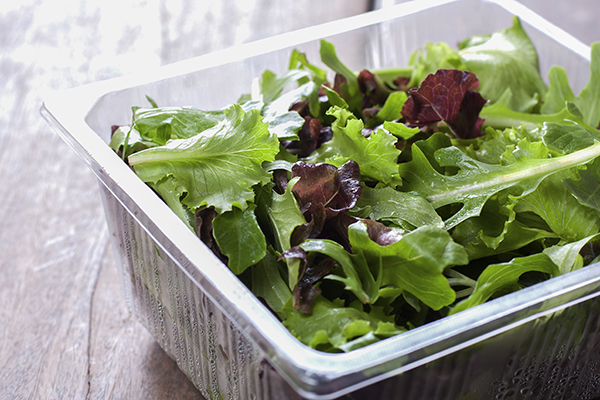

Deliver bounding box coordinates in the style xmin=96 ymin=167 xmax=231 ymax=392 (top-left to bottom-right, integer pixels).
xmin=356 ymin=185 xmax=444 ymax=230
xmin=564 ymin=157 xmax=600 ymax=213
xmin=459 ymin=17 xmax=547 ymax=112
xmin=451 ymin=197 xmax=557 ymax=261
xmin=251 ymin=247 xmax=291 ymax=319
xmin=266 ymin=177 xmax=306 ymax=289
xmin=407 ymin=42 xmax=467 ymax=88
xmin=132 ymin=106 xmax=225 ymax=144
xmin=513 ymin=172 xmax=600 ymax=242
xmin=213 ymin=205 xmax=267 ymax=274
xmin=282 ymin=296 xmax=402 ymax=351
xmin=128 ymin=104 xmax=279 ymax=214
xmin=306 ymin=106 xmax=401 ymax=185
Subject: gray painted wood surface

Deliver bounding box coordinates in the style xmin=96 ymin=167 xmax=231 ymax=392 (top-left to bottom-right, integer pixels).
xmin=0 ymin=0 xmax=597 ymax=399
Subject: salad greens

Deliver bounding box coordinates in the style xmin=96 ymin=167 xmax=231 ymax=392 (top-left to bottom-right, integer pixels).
xmin=110 ymin=17 xmax=600 ymax=353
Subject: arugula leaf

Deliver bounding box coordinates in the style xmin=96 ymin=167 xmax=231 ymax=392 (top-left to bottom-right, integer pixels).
xmin=129 ymin=104 xmax=279 ymax=214
xmin=543 ymin=233 xmax=600 ymax=274
xmin=319 ymin=40 xmax=362 ymax=115
xmin=573 ymin=43 xmax=600 ymax=128
xmin=450 ymin=253 xmax=560 ymax=315
xmin=541 ymin=66 xmax=576 ymax=115
xmin=452 ymin=233 xmax=600 ymax=315
xmin=399 ymin=134 xmax=600 ymax=229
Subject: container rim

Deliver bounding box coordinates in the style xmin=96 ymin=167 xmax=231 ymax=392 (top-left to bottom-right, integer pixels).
xmin=41 ymin=0 xmax=596 ymax=398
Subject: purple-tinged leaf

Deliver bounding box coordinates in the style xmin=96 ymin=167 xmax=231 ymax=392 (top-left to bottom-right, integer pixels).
xmin=362 ymin=219 xmax=404 ymax=246
xmin=279 ymin=247 xmax=337 ymax=313
xmin=291 ymin=160 xmax=362 ymax=220
xmin=401 ymin=69 xmax=488 ymax=139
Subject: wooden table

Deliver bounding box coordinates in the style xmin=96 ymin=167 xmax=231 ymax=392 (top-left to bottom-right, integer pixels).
xmin=1 ymin=0 xmax=597 ymax=398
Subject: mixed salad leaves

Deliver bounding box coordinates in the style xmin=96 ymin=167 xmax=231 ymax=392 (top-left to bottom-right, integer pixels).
xmin=110 ymin=17 xmax=600 ymax=352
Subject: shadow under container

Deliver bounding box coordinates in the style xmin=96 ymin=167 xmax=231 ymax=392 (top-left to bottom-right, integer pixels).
xmin=41 ymin=0 xmax=600 ymax=398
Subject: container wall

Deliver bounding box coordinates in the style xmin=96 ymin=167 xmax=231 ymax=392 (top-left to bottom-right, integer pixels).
xmin=347 ymin=294 xmax=600 ymax=400
xmin=100 ymin=186 xmax=275 ymax=400
xmin=99 ymin=178 xmax=600 ymax=400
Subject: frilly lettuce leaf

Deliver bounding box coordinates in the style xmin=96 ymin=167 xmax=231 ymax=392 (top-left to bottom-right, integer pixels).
xmin=401 ymin=69 xmax=487 ymax=139
xmin=282 ymin=296 xmax=404 ymax=352
xmin=128 ymin=104 xmax=279 ymax=214
xmin=306 ymin=106 xmax=401 ymax=185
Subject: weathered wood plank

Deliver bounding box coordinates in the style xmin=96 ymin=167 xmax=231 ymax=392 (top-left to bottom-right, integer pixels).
xmin=0 ymin=133 xmax=108 ymax=399
xmin=88 ymin=247 xmax=201 ymax=399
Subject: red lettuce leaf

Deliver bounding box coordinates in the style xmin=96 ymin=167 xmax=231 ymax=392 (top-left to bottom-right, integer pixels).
xmin=291 ymin=160 xmax=362 ymax=219
xmin=401 ymin=69 xmax=488 ymax=139
xmin=280 ymin=246 xmax=338 ymax=314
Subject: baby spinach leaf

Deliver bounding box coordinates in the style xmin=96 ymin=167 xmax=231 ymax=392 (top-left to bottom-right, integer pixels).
xmin=251 ymin=247 xmax=291 ymax=319
xmin=356 ymin=185 xmax=443 ymax=230
xmin=213 ymin=205 xmax=266 ymax=275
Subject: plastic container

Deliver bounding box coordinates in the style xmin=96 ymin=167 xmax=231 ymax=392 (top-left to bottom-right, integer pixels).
xmin=41 ymin=0 xmax=600 ymax=398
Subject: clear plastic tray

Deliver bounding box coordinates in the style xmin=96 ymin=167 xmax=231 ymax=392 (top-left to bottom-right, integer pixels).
xmin=41 ymin=0 xmax=600 ymax=398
